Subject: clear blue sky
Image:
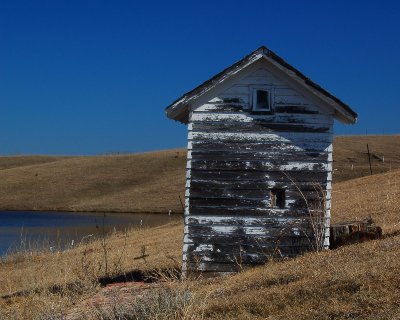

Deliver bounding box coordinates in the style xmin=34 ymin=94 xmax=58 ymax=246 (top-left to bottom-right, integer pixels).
xmin=1 ymin=0 xmax=399 ymax=155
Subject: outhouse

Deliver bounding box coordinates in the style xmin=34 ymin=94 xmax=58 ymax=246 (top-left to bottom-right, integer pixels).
xmin=165 ymin=46 xmax=357 ymax=276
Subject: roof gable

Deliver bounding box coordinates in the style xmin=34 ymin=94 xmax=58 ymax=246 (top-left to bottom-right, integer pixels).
xmin=165 ymin=46 xmax=358 ymax=124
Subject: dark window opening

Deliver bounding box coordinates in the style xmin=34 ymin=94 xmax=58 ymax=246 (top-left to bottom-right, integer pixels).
xmin=253 ymin=89 xmax=270 ymax=110
xmin=271 ymin=188 xmax=285 ymax=209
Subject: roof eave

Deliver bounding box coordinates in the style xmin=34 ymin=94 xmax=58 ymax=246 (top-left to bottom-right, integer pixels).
xmin=165 ymin=103 xmax=189 ymax=124
xmin=335 ymin=109 xmax=358 ymax=124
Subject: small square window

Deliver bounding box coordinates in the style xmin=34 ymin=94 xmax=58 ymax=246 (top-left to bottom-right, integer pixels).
xmin=252 ymin=89 xmax=270 ymax=111
xmin=271 ymin=188 xmax=285 ymax=209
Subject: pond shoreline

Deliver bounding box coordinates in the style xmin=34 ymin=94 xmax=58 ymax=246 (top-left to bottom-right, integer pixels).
xmin=0 ymin=210 xmax=182 ymax=256
xmin=0 ymin=208 xmax=184 ymax=215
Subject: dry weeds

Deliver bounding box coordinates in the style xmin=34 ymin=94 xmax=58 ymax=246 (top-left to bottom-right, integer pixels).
xmin=0 ymin=222 xmax=182 ymax=319
xmin=83 ymin=283 xmax=201 ymax=320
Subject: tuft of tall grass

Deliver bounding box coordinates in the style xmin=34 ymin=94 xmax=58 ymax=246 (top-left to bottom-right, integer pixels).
xmin=87 ymin=286 xmax=200 ymax=320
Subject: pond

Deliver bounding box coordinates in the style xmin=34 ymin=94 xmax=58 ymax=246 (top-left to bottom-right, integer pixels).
xmin=0 ymin=211 xmax=181 ymax=256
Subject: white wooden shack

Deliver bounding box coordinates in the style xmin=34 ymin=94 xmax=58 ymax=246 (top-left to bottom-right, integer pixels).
xmin=166 ymin=46 xmax=357 ymax=276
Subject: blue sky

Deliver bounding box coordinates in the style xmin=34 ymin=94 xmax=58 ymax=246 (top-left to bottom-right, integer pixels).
xmin=1 ymin=0 xmax=399 ymax=155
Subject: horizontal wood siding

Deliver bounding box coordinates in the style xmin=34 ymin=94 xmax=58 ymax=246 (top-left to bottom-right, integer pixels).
xmin=183 ymin=67 xmax=333 ymax=276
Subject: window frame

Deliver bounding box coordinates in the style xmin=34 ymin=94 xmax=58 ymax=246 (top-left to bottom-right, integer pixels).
xmin=270 ymin=188 xmax=286 ymax=209
xmin=251 ymin=86 xmax=274 ymax=113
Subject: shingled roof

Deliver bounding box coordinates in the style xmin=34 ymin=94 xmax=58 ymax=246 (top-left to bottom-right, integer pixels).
xmin=165 ymin=46 xmax=358 ymax=125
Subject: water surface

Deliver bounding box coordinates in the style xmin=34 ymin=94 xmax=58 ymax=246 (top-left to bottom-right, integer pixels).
xmin=0 ymin=211 xmax=181 ymax=256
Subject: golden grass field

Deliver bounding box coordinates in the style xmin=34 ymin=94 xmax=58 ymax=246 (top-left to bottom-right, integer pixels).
xmin=0 ymin=135 xmax=400 ymax=319
xmin=0 ymin=135 xmax=399 ymax=213
xmin=332 ymin=135 xmax=400 ymax=182
xmin=0 ymin=150 xmax=186 ymax=213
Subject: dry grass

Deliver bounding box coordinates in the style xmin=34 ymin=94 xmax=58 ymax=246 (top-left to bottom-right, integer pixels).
xmin=193 ymin=235 xmax=400 ymax=320
xmin=0 ymin=221 xmax=183 ymax=319
xmin=332 ymin=168 xmax=400 ymax=233
xmin=0 ymin=150 xmax=186 ymax=213
xmin=0 ymin=156 xmax=70 ymax=170
xmin=332 ymin=135 xmax=400 ymax=183
xmin=84 ymin=284 xmax=201 ymax=320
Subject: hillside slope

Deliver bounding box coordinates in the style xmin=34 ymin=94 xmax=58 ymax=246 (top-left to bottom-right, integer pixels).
xmin=332 ymin=168 xmax=400 ymax=233
xmin=1 ymin=169 xmax=400 ymax=319
xmin=0 ymin=150 xmax=186 ymax=213
xmin=332 ymin=135 xmax=400 ymax=182
xmin=196 ymin=232 xmax=400 ymax=320
xmin=0 ymin=135 xmax=399 ymax=212
xmin=197 ymin=167 xmax=400 ymax=318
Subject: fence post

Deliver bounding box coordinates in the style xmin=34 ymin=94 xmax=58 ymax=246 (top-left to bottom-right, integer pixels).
xmin=367 ymin=144 xmax=373 ymax=175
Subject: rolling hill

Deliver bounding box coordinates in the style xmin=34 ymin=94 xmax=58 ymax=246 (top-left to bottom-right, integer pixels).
xmin=0 ymin=150 xmax=186 ymax=213
xmin=1 ymin=165 xmax=400 ymax=319
xmin=0 ymin=135 xmax=399 ymax=213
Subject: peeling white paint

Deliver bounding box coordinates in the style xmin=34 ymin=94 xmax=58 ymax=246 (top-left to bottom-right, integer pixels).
xmin=194 ymin=244 xmax=214 ymax=252
xmin=188 ymin=132 xmax=332 ymax=145
xmin=180 ymin=56 xmax=337 ymax=275
xmin=292 ymin=228 xmax=301 ymax=236
xmin=191 ymin=112 xmax=332 ymax=125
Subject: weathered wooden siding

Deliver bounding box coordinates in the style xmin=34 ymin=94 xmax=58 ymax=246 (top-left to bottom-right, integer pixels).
xmin=183 ymin=67 xmax=333 ymax=276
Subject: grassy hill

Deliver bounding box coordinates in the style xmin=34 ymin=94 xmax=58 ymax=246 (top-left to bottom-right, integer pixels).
xmin=197 ymin=234 xmax=400 ymax=319
xmin=332 ymin=135 xmax=400 ymax=182
xmin=1 ymin=167 xmax=400 ymax=319
xmin=0 ymin=150 xmax=186 ymax=213
xmin=0 ymin=135 xmax=399 ymax=213
xmin=332 ymin=168 xmax=400 ymax=233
